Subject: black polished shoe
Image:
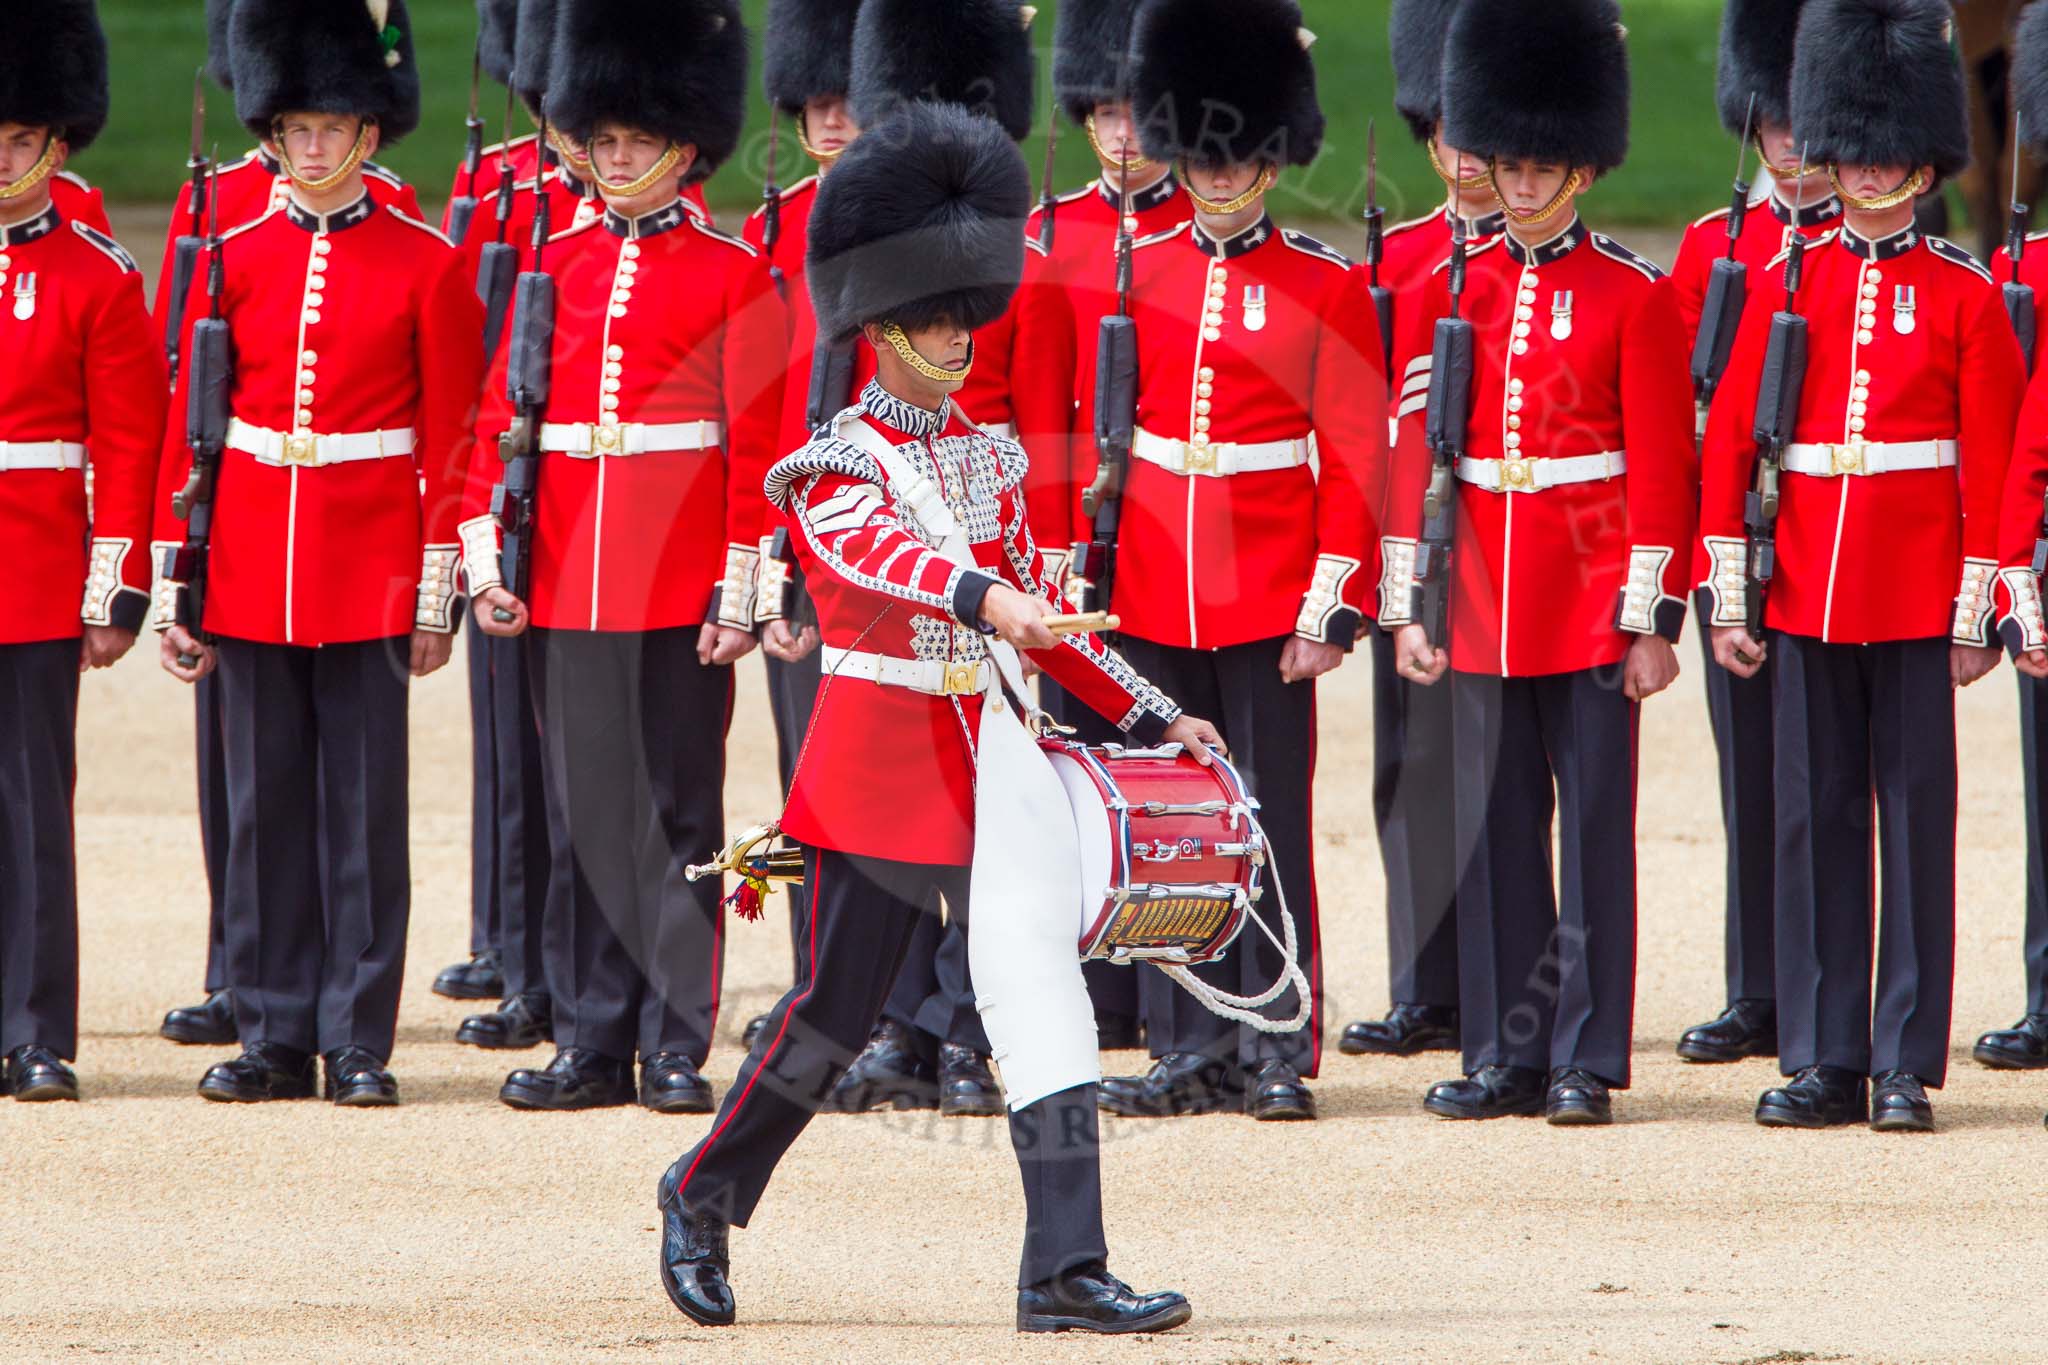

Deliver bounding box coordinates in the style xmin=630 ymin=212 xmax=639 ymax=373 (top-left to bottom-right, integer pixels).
xmin=1972 ymin=1013 xmax=2048 ymax=1070
xmin=432 ymin=950 xmax=504 ymax=1002
xmin=499 ymin=1047 xmax=635 ymax=1111
xmin=1098 ymin=1052 xmax=1245 ymax=1118
xmin=1755 ymin=1065 xmax=1868 ymax=1129
xmin=641 ymin=1053 xmax=715 ymax=1114
xmin=160 ymin=989 xmax=238 ymax=1046
xmin=1676 ymin=998 xmax=1779 ymax=1063
xmin=1095 ymin=1014 xmax=1145 ymax=1051
xmin=198 ymin=1042 xmax=317 ymax=1103
xmin=824 ymin=1020 xmax=937 ymax=1113
xmin=1339 ymin=1004 xmax=1460 ymax=1056
xmin=1017 ymin=1261 xmax=1193 ymax=1335
xmin=656 ymin=1181 xmax=735 ymax=1328
xmin=7 ymin=1046 xmax=79 ymax=1102
xmin=1245 ymin=1060 xmax=1316 ymax=1121
xmin=323 ymin=1047 xmax=399 ymax=1107
xmin=938 ymin=1043 xmax=1003 ymax=1117
xmin=1423 ymin=1064 xmax=1546 ymax=1120
xmin=741 ymin=1012 xmax=772 ymax=1051
xmin=456 ymin=992 xmax=553 ymax=1050
xmin=1870 ymin=1070 xmax=1934 ymax=1133
xmin=1545 ymin=1067 xmax=1612 ymax=1126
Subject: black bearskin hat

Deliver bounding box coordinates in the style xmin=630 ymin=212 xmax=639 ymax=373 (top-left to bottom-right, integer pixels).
xmin=206 ymin=0 xmax=237 ymax=91
xmin=763 ymin=0 xmax=862 ymax=118
xmin=512 ymin=0 xmax=556 ymax=112
xmin=850 ymin=0 xmax=1037 ymax=143
xmin=1442 ymin=0 xmax=1628 ymax=173
xmin=1390 ymin=0 xmax=1458 ymax=145
xmin=477 ymin=0 xmax=520 ymax=87
xmin=1054 ymin=0 xmax=1143 ymax=126
xmin=1130 ymin=0 xmax=1324 ymax=168
xmin=2018 ymin=0 xmax=2048 ymax=157
xmin=0 ymin=0 xmax=110 ymax=152
xmin=1791 ymin=0 xmax=1967 ymax=180
xmin=807 ymin=102 xmax=1029 ymax=343
xmin=548 ymin=0 xmax=748 ymax=182
xmin=231 ymin=0 xmax=422 ymax=145
xmin=1716 ymin=0 xmax=1809 ymax=137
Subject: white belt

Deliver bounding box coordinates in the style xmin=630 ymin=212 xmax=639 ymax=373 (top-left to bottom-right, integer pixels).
xmin=228 ymin=419 xmax=415 ymax=468
xmin=540 ymin=419 xmax=723 ymax=457
xmin=821 ymin=645 xmax=990 ymax=697
xmin=1782 ymin=439 xmax=1957 ymax=478
xmin=982 ymin=421 xmax=1015 ymax=441
xmin=1131 ymin=427 xmax=1311 ymax=477
xmin=1456 ymin=449 xmax=1627 ymax=493
xmin=0 ymin=441 xmax=85 ymax=472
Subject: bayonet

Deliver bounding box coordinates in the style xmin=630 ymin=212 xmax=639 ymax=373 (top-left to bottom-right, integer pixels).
xmin=1363 ymin=117 xmax=1392 ymax=363
xmin=164 ymin=69 xmax=212 ymax=387
xmin=2008 ymin=111 xmax=2036 ymax=371
xmin=1036 ymin=99 xmax=1061 ymax=253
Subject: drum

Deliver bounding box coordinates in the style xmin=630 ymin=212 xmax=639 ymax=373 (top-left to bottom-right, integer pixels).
xmin=1040 ymin=739 xmax=1266 ymax=966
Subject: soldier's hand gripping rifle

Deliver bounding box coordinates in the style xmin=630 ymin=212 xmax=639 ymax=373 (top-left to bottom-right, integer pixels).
xmin=1690 ymin=93 xmax=1757 ymax=416
xmin=164 ymin=70 xmax=211 ymax=391
xmin=1363 ymin=119 xmax=1393 ymax=364
xmin=489 ymin=120 xmax=558 ymax=624
xmin=168 ymin=159 xmax=231 ymax=670
xmin=2007 ymin=114 xmax=2036 ymax=372
xmin=447 ymin=39 xmax=486 ymax=247
xmin=1744 ymin=147 xmax=1815 ymax=639
xmin=1410 ymin=214 xmax=1474 ymax=646
xmin=476 ymin=84 xmax=521 ymax=358
xmin=1073 ymin=152 xmax=1139 ymax=615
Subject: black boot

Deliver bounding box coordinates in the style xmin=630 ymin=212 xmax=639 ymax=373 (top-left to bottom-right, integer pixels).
xmin=160 ymin=989 xmax=238 ymax=1046
xmin=938 ymin=1043 xmax=1003 ymax=1117
xmin=656 ymin=1177 xmax=735 ymax=1328
xmin=1869 ymin=1070 xmax=1934 ymax=1132
xmin=198 ymin=1042 xmax=317 ymax=1103
xmin=1097 ymin=1053 xmax=1244 ymax=1118
xmin=824 ymin=1020 xmax=937 ymax=1113
xmin=1244 ymin=1060 xmax=1315 ymax=1121
xmin=323 ymin=1047 xmax=399 ymax=1107
xmin=499 ymin=1048 xmax=635 ymax=1111
xmin=1339 ymin=1004 xmax=1460 ymax=1056
xmin=1972 ymin=1013 xmax=2048 ymax=1070
xmin=741 ymin=1012 xmax=773 ymax=1051
xmin=1016 ymin=1262 xmax=1192 ymax=1335
xmin=1544 ymin=1067 xmax=1612 ymax=1126
xmin=1755 ymin=1065 xmax=1868 ymax=1129
xmin=1422 ymin=1064 xmax=1546 ymax=1120
xmin=456 ymin=993 xmax=553 ymax=1050
xmin=6 ymin=1046 xmax=79 ymax=1103
xmin=432 ymin=950 xmax=504 ymax=1002
xmin=640 ymin=1053 xmax=715 ymax=1114
xmin=1676 ymin=999 xmax=1778 ymax=1063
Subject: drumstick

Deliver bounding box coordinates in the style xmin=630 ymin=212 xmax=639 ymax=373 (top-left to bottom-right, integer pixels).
xmin=1043 ymin=612 xmax=1120 ymax=637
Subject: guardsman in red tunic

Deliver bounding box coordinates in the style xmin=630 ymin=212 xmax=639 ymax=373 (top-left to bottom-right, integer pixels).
xmin=463 ymin=0 xmax=785 ymax=1115
xmin=1384 ymin=0 xmax=1696 ymax=1126
xmin=657 ymin=100 xmax=1211 ymax=1335
xmin=812 ymin=0 xmax=1047 ymax=1119
xmin=155 ymin=0 xmax=486 ymax=1107
xmin=1703 ymin=0 xmax=2025 ymax=1132
xmin=1665 ymin=0 xmax=1840 ymax=1070
xmin=1339 ymin=0 xmax=1502 ymax=1065
xmin=0 ymin=1 xmax=166 ymax=1103
xmin=152 ymin=0 xmax=426 ymax=1057
xmin=1095 ymin=0 xmax=1385 ymax=1123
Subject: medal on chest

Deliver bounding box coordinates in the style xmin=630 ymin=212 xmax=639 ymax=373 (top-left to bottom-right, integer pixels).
xmin=1242 ymin=284 xmax=1267 ymax=333
xmin=1892 ymin=284 xmax=1916 ymax=336
xmin=11 ymin=272 xmax=35 ymax=322
xmin=1550 ymin=289 xmax=1574 ymax=341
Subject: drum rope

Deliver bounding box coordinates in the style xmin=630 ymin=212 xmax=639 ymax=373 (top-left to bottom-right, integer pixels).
xmin=1155 ymin=817 xmax=1313 ymax=1034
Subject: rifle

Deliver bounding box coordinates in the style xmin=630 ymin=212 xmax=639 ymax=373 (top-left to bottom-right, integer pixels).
xmin=490 ymin=117 xmax=558 ymax=622
xmin=1690 ymin=92 xmax=1757 ymax=412
xmin=1363 ymin=118 xmax=1393 ymax=364
xmin=164 ymin=69 xmax=211 ymax=390
xmin=1073 ymin=151 xmax=1139 ymax=614
xmin=1743 ymin=146 xmax=1815 ymax=639
xmin=476 ymin=83 xmax=521 ymax=357
xmin=1410 ymin=214 xmax=1474 ymax=646
xmin=1035 ymin=100 xmax=1060 ymax=253
xmin=447 ymin=39 xmax=486 ymax=247
xmin=2007 ymin=113 xmax=2036 ymax=372
xmin=762 ymin=108 xmax=785 ymax=302
xmin=168 ymin=158 xmax=230 ymax=670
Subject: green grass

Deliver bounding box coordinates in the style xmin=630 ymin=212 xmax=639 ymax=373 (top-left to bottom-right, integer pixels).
xmin=79 ymin=0 xmax=1735 ymax=226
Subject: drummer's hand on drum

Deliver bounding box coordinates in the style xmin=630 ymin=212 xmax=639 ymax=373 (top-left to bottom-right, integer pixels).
xmin=1162 ymin=715 xmax=1227 ymax=765
xmin=979 ymin=582 xmax=1060 ymax=653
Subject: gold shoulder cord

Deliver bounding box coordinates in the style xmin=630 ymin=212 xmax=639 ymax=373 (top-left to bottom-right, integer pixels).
xmin=882 ymin=322 xmax=974 ymax=384
xmin=594 ymin=142 xmax=683 ymax=198
xmin=1177 ymin=162 xmax=1277 ymax=216
xmin=275 ymin=120 xmax=374 ymax=193
xmin=0 ymin=137 xmax=59 ymax=201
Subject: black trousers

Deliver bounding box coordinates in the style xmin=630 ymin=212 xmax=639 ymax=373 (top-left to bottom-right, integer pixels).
xmin=1115 ymin=635 xmax=1322 ymax=1076
xmin=0 ymin=640 xmax=80 ymax=1058
xmin=195 ymin=670 xmax=231 ymax=993
xmin=464 ymin=616 xmax=503 ymax=960
xmin=1694 ymin=590 xmax=1776 ymax=1005
xmin=1453 ymin=668 xmax=1639 ymax=1087
xmin=215 ymin=636 xmax=412 ymax=1061
xmin=670 ymin=846 xmax=1107 ymax=1288
xmin=881 ymin=901 xmax=991 ymax=1053
xmin=2016 ymin=672 xmax=2048 ymax=1015
xmin=1042 ymin=676 xmax=1144 ymax=1029
xmin=765 ymin=644 xmax=822 ymax=989
xmin=1368 ymin=627 xmax=1460 ymax=1010
xmin=488 ymin=631 xmax=550 ymax=999
xmin=528 ymin=626 xmax=728 ymax=1064
xmin=1773 ymin=634 xmax=1954 ymax=1084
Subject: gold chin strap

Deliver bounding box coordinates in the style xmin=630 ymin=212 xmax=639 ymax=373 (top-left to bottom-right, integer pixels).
xmin=1753 ymin=136 xmax=1810 ymax=182
xmin=1427 ymin=138 xmax=1489 ymax=191
xmin=795 ymin=117 xmax=845 ymax=170
xmin=0 ymin=135 xmax=60 ymax=202
xmin=1827 ymin=165 xmax=1928 ymax=213
xmin=1084 ymin=114 xmax=1153 ymax=174
xmin=547 ymin=127 xmax=593 ymax=173
xmin=1490 ymin=164 xmax=1584 ymax=226
xmin=594 ymin=141 xmax=683 ymax=198
xmin=276 ymin=121 xmax=374 ymax=194
xmin=881 ymin=322 xmax=973 ymax=385
xmin=1177 ymin=162 xmax=1278 ymax=216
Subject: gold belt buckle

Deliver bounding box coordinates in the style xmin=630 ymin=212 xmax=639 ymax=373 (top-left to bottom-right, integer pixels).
xmin=1831 ymin=441 xmax=1863 ymax=476
xmin=943 ymin=662 xmax=979 ymax=695
xmin=283 ymin=433 xmax=317 ymax=466
xmin=1500 ymin=456 xmax=1535 ymax=491
xmin=1182 ymin=441 xmax=1216 ymax=475
xmin=593 ymin=422 xmax=625 ymax=456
